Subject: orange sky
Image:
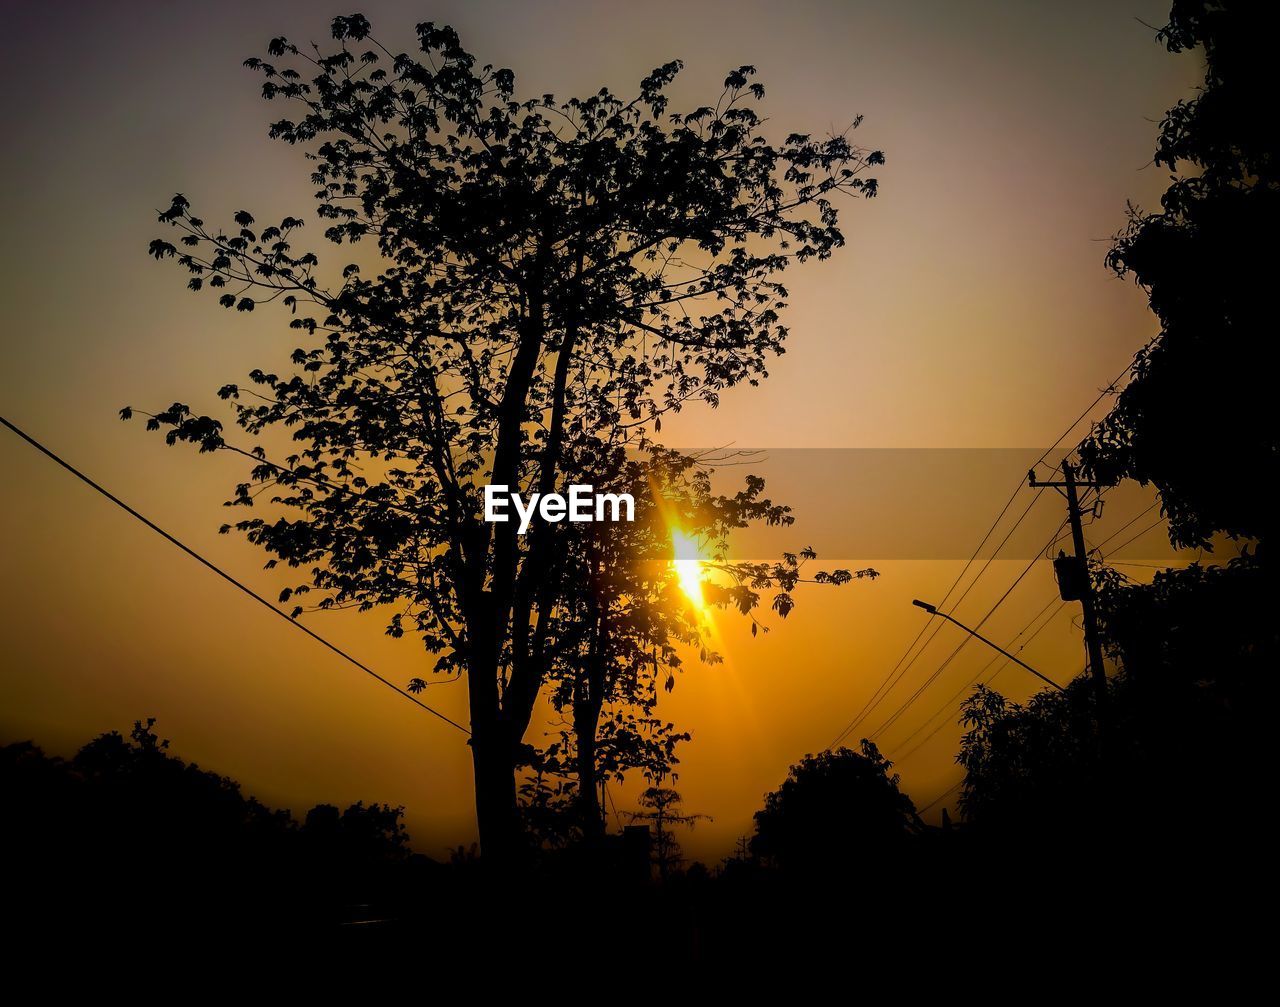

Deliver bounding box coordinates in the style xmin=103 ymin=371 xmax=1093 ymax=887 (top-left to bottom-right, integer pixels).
xmin=0 ymin=1 xmax=1202 ymax=861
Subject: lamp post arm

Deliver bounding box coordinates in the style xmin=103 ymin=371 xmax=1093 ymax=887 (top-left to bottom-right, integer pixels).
xmin=938 ymin=612 xmax=1065 ymax=692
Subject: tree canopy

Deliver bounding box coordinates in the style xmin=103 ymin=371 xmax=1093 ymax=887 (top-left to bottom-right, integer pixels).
xmin=1080 ymin=0 xmax=1277 ymax=550
xmin=751 ymin=741 xmax=918 ymax=872
xmin=137 ymin=14 xmax=882 ymax=857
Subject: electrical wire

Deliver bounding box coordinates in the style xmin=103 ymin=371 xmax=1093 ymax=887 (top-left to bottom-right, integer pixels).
xmin=1089 ymin=500 xmax=1161 ymax=555
xmin=1098 ymin=516 xmax=1168 ymax=559
xmin=893 ymin=600 xmax=1070 ymax=763
xmin=916 ymin=778 xmax=964 ymax=817
xmin=826 ymin=353 xmax=1141 ymax=752
xmin=828 ymin=489 xmax=1051 ymax=749
xmin=0 ymin=414 xmax=472 ymax=736
xmin=892 ymin=593 xmax=1064 ymax=756
xmin=866 ymin=518 xmax=1067 ymax=742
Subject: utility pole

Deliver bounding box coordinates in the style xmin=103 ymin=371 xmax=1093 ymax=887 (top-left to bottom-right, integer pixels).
xmin=1029 ymin=459 xmax=1108 ymax=723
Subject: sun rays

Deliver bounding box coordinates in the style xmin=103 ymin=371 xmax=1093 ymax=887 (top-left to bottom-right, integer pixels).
xmin=671 ymin=529 xmax=706 ymax=609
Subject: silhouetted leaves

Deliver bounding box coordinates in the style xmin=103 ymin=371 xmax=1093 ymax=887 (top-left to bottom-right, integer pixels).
xmin=1079 ymin=0 xmax=1278 ymax=550
xmin=136 ymin=13 xmax=882 ymax=855
xmin=751 ymin=741 xmax=918 ymax=873
xmin=0 ymin=718 xmax=419 ymax=929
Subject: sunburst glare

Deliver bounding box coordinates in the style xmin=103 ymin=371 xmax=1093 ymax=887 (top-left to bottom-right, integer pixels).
xmin=671 ymin=529 xmax=705 ymax=609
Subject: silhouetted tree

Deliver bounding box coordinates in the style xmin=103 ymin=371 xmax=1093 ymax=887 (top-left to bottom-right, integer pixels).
xmin=0 ymin=719 xmax=422 ymax=928
xmin=955 ymin=681 xmax=1101 ymax=830
xmin=626 ymin=786 xmax=709 ymax=878
xmin=942 ymin=1 xmax=1275 ymax=876
xmin=1038 ymin=1 xmax=1278 ymax=854
xmin=1080 ymin=0 xmax=1278 ymax=550
xmin=136 ymin=14 xmax=882 ymax=860
xmin=750 ymin=741 xmax=917 ymax=873
xmin=302 ymin=800 xmax=411 ymax=863
xmin=956 ymin=566 xmax=1273 ymax=850
xmin=1093 ymin=553 xmax=1271 ymax=678
xmin=523 ymin=446 xmax=876 ymax=842
xmin=1092 ymin=558 xmax=1274 ymax=822
xmin=71 ymin=718 xmax=296 ymax=858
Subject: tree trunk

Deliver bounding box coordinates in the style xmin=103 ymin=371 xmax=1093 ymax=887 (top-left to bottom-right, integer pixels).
xmin=574 ymin=604 xmax=609 ymax=840
xmin=470 ymin=731 xmax=521 ymax=865
xmin=574 ymin=699 xmax=605 ymax=840
xmin=465 ymin=598 xmax=523 ymax=866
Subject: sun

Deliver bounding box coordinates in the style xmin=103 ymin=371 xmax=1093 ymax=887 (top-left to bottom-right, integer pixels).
xmin=671 ymin=529 xmax=705 ymax=608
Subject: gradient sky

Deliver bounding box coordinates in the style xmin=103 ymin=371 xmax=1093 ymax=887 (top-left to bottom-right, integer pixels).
xmin=0 ymin=1 xmax=1201 ymax=860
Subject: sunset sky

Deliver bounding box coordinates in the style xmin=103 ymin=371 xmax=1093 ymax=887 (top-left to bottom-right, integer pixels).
xmin=0 ymin=1 xmax=1202 ymax=860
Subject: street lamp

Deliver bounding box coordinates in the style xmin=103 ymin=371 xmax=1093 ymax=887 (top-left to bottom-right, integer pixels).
xmin=911 ymin=599 xmax=1064 ymax=692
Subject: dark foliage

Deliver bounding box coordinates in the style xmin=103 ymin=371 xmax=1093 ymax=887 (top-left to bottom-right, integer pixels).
xmin=1079 ymin=0 xmax=1278 ymax=550
xmin=1 ymin=719 xmax=427 ymax=930
xmin=750 ymin=741 xmax=919 ymax=874
xmin=956 ymin=554 xmax=1273 ymax=857
xmin=135 ymin=13 xmax=881 ymax=859
xmin=947 ymin=0 xmax=1273 ymax=876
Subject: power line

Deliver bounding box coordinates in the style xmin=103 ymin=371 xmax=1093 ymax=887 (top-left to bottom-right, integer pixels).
xmin=822 ymin=487 xmax=1025 ymax=750
xmin=1089 ymin=500 xmax=1161 ymax=555
xmin=826 ymin=353 xmax=1141 ymax=752
xmin=893 ymin=592 xmax=1063 ymax=756
xmin=1099 ymin=518 xmax=1169 ymax=560
xmin=828 ymin=489 xmax=1052 ymax=749
xmin=829 ymin=474 xmax=1058 ymax=751
xmin=894 ymin=599 xmax=1070 ymax=764
xmin=888 ymin=496 xmax=1163 ymax=763
xmin=1037 ymin=341 xmax=1157 ymax=479
xmin=603 ymin=780 xmax=623 ymax=831
xmin=0 ymin=414 xmax=471 ymax=736
xmin=851 ymin=355 xmax=1149 ymax=820
xmin=867 ymin=521 xmax=1065 ymax=742
xmin=1097 ymin=515 xmax=1167 ymax=559
xmin=916 ymin=778 xmax=963 ymax=817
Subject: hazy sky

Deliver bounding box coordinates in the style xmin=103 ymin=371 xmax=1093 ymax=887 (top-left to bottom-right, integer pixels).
xmin=0 ymin=1 xmax=1200 ymax=859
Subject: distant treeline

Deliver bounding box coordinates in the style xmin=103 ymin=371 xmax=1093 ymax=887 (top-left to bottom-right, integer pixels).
xmin=1 ymin=718 xmax=441 ymax=930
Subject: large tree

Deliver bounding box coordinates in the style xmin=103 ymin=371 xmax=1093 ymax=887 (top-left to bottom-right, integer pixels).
xmin=139 ymin=14 xmax=882 ymax=859
xmin=960 ymin=1 xmax=1278 ymax=845
xmin=750 ymin=742 xmax=919 ymax=873
xmin=523 ymin=446 xmax=875 ymax=842
xmin=1079 ymin=0 xmax=1277 ymax=550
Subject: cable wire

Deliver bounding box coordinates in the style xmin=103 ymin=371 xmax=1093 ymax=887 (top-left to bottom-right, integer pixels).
xmin=894 ymin=600 xmax=1070 ymax=763
xmin=893 ymin=593 xmax=1063 ymax=756
xmin=826 ymin=354 xmax=1141 ymax=752
xmin=867 ymin=518 xmax=1067 ymax=742
xmin=1089 ymin=500 xmax=1161 ymax=555
xmin=0 ymin=414 xmax=471 ymax=736
xmin=828 ymin=489 xmax=1051 ymax=749
xmin=1099 ymin=516 xmax=1168 ymax=559
xmin=916 ymin=778 xmax=964 ymax=817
